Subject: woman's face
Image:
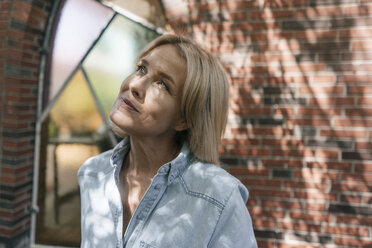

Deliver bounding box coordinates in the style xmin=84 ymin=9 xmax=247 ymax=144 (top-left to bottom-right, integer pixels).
xmin=110 ymin=44 xmax=187 ymax=139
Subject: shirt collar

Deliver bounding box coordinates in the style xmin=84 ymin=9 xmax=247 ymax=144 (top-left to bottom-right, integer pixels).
xmin=110 ymin=137 xmax=193 ymax=185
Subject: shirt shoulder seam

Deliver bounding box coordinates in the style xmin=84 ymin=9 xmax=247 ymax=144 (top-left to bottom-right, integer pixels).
xmin=207 ymin=182 xmax=239 ymax=248
xmin=179 ymin=175 xmax=225 ymax=210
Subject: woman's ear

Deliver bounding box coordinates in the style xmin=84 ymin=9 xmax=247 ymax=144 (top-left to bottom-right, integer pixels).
xmin=174 ymin=119 xmax=188 ymax=132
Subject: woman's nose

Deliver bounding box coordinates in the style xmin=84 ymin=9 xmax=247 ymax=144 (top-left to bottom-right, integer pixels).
xmin=128 ymin=77 xmax=147 ymax=100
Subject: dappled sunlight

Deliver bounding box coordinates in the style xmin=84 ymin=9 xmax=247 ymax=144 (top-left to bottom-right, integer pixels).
xmin=163 ymin=0 xmax=372 ymax=247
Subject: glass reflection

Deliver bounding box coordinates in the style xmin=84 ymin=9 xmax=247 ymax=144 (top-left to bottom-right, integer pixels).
xmin=49 ymin=0 xmax=113 ymax=102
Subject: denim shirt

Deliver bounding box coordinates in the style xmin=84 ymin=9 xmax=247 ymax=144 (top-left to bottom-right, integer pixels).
xmin=78 ymin=138 xmax=257 ymax=248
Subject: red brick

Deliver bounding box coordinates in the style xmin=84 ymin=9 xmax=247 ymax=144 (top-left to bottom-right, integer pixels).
xmin=241 ymin=178 xmax=281 ymax=187
xmin=295 ymin=168 xmax=338 ymax=180
xmin=261 ymin=159 xmax=303 ymax=168
xmin=286 ymin=118 xmax=330 ymax=126
xmin=251 ymin=127 xmax=293 ymax=136
xmin=0 ymin=20 xmax=9 ymax=29
xmin=168 ymin=16 xmax=188 ymax=27
xmin=334 ymin=237 xmax=372 ymax=247
xmin=307 ymin=161 xmax=351 ymax=171
xmin=268 ymin=75 xmax=309 ymax=84
xmin=325 ymin=225 xmax=369 ymax=236
xmin=344 ymin=5 xmax=372 ymax=16
xmin=298 ymin=107 xmax=342 ymax=116
xmin=251 ymin=9 xmax=294 ymax=20
xmin=262 ymin=138 xmax=304 ymax=147
xmin=312 ymin=75 xmax=335 ymax=83
xmin=262 ymin=200 xmax=302 ymax=209
xmin=236 ymin=22 xmax=279 ymax=31
xmin=251 ymin=31 xmax=293 ymax=42
xmin=230 ymin=127 xmax=249 ymax=135
xmin=320 ymin=129 xmax=366 ymax=139
xmin=230 ymin=147 xmax=271 ymax=156
xmin=333 ymin=118 xmax=372 ymax=127
xmin=230 ymin=86 xmax=251 ymax=95
xmin=305 ymin=202 xmax=326 ymax=211
xmin=317 ymin=149 xmax=339 ymax=159
xmin=250 ymin=189 xmax=291 ymax=198
xmin=264 ymin=0 xmax=307 ymax=8
xmin=1 ymin=164 xmax=32 ymax=175
xmin=365 ymin=196 xmax=372 ymax=204
xmin=299 ymin=86 xmax=344 ymax=94
xmin=230 ymin=96 xmax=261 ymax=105
xmin=309 ymin=97 xmax=354 ymax=105
xmin=273 ymin=148 xmax=315 ymax=158
xmin=294 ymin=191 xmax=337 ymax=201
xmin=259 ymin=41 xmax=301 ymax=52
xmin=278 ymin=244 xmax=319 ymax=248
xmin=290 ymin=211 xmax=333 ymax=222
xmin=332 ymin=182 xmax=372 ymax=193
xmin=296 ymin=6 xmax=342 ymax=18
xmin=252 ymin=219 xmax=275 ymax=229
xmin=341 ymin=172 xmax=372 ymax=182
xmin=340 ymin=194 xmax=362 ymax=203
xmin=230 ymin=77 xmax=265 ymax=85
xmin=344 ymin=51 xmax=372 ymax=61
xmin=221 ymin=138 xmax=259 ymax=146
xmin=251 ymin=207 xmax=285 ymax=218
xmin=349 ymin=85 xmax=372 ymax=94
xmin=355 ymin=142 xmax=372 ymax=150
xmin=345 ymin=108 xmax=372 ymax=116
xmin=192 ymin=23 xmax=234 ymax=34
xmin=296 ymin=30 xmax=337 ymax=40
xmin=351 ymin=40 xmax=372 ymax=50
xmin=251 ymin=54 xmax=295 ymax=63
xmin=224 ymin=12 xmax=247 ymax=21
xmin=2 ymin=122 xmax=29 ymax=128
xmin=195 ymin=2 xmax=217 ymax=11
xmin=0 ymin=175 xmax=27 ymax=184
xmin=0 ymin=2 xmax=12 ymax=9
xmin=340 ymin=28 xmax=372 ymax=38
xmin=358 ymin=97 xmax=372 ymax=105
xmin=219 ymin=1 xmax=257 ymax=10
xmin=231 ymin=106 xmax=271 ymax=115
xmin=257 ymin=240 xmax=275 ymax=248
xmin=229 ymin=167 xmax=269 ymax=177
xmin=273 ymin=107 xmax=294 ymax=116
xmin=355 ymin=163 xmax=372 ymax=172
xmin=336 ymin=215 xmax=372 ymax=226
xmin=277 ymin=221 xmax=321 ymax=232
xmin=285 ymin=181 xmax=329 ymax=191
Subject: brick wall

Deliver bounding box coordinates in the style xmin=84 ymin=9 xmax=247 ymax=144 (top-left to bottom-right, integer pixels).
xmin=0 ymin=0 xmax=51 ymax=247
xmin=162 ymin=0 xmax=372 ymax=247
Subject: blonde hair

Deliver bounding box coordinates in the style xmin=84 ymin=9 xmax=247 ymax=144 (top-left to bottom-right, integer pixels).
xmin=114 ymin=34 xmax=229 ymax=164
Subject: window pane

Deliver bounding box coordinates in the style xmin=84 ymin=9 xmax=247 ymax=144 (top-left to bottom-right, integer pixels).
xmin=82 ymin=14 xmax=159 ymax=116
xmin=49 ymin=0 xmax=114 ymax=102
xmin=36 ymin=70 xmax=112 ymax=246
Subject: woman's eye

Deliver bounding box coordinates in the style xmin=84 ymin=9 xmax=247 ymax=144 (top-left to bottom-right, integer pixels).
xmin=157 ymin=81 xmax=169 ymax=91
xmin=136 ymin=65 xmax=146 ymax=74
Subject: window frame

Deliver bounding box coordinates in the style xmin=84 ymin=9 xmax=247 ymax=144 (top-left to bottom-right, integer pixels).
xmin=30 ymin=0 xmax=165 ymax=246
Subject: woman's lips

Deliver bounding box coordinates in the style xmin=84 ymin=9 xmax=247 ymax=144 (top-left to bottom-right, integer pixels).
xmin=120 ymin=97 xmax=139 ymax=113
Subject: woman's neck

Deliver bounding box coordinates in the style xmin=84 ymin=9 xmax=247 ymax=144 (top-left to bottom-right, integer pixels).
xmin=125 ymin=136 xmax=181 ymax=178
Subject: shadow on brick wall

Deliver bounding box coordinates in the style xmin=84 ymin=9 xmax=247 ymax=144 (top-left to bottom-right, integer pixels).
xmin=164 ymin=0 xmax=372 ymax=246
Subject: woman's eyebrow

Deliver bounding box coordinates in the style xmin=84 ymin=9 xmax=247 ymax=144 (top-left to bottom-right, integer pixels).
xmin=140 ymin=58 xmax=175 ymax=86
xmin=158 ymin=71 xmax=175 ymax=86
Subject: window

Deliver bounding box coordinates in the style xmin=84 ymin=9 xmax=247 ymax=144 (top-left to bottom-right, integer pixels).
xmin=31 ymin=0 xmax=163 ymax=246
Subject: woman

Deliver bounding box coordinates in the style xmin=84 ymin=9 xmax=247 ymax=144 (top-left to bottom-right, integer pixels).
xmin=78 ymin=34 xmax=257 ymax=248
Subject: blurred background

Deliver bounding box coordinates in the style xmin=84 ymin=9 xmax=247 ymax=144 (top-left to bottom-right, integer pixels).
xmin=0 ymin=0 xmax=371 ymax=247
